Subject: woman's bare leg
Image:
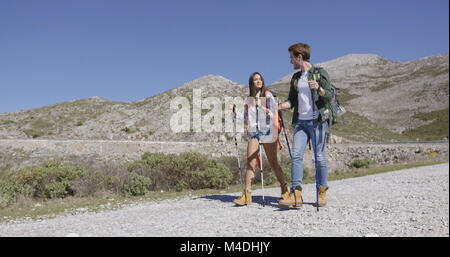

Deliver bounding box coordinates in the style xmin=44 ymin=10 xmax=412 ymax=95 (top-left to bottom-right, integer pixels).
xmin=263 ymin=141 xmax=287 ymax=186
xmin=245 ymin=138 xmax=259 ymax=190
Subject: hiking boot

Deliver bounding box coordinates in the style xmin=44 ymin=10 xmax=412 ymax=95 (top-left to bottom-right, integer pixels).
xmin=280 ymin=183 xmax=289 ymax=200
xmin=317 ymin=186 xmax=328 ymax=207
xmin=233 ymin=190 xmax=252 ymax=206
xmin=278 ymin=186 xmax=302 ymax=208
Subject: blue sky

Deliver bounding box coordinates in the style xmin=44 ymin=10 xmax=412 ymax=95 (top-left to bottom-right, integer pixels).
xmin=0 ymin=0 xmax=448 ymax=114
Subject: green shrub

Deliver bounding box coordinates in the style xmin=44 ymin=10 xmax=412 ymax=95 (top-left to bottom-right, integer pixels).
xmin=0 ymin=152 xmax=234 ymax=207
xmin=176 ymin=180 xmax=188 ymax=192
xmin=121 ymin=127 xmax=132 ymax=133
xmin=0 ymin=194 xmax=9 ymax=209
xmin=23 ymin=129 xmax=44 ymax=138
xmin=303 ymin=167 xmax=310 ymax=180
xmin=0 ymin=160 xmax=86 ymax=207
xmin=122 ymin=172 xmax=152 ymax=196
xmin=263 ymin=172 xmax=277 ymax=186
xmin=217 ymin=155 xmax=242 ymax=185
xmin=72 ymin=170 xmax=108 ymax=197
xmin=280 ymin=154 xmax=292 ymax=182
xmin=188 ymin=161 xmax=232 ymax=189
xmin=350 ymin=159 xmax=371 ymax=169
xmin=44 ymin=180 xmax=71 ymax=198
xmin=127 ymin=152 xmax=233 ymax=191
xmin=0 ymin=178 xmax=33 ymax=206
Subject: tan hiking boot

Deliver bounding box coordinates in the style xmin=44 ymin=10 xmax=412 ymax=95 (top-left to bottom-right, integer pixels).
xmin=281 ymin=183 xmax=289 ymax=200
xmin=233 ymin=190 xmax=252 ymax=206
xmin=318 ymin=186 xmax=328 ymax=207
xmin=278 ymin=186 xmax=302 ymax=207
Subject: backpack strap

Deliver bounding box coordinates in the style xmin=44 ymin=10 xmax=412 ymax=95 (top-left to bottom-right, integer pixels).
xmin=264 ymin=90 xmax=282 ymax=150
xmin=312 ymin=67 xmax=321 ymax=81
xmin=311 ymin=66 xmax=329 ymax=81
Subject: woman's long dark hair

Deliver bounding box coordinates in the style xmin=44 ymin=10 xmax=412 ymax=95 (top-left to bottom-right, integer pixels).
xmin=248 ymin=72 xmax=268 ymax=97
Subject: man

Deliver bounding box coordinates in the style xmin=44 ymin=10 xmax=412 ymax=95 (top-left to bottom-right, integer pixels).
xmin=277 ymin=43 xmax=332 ymax=208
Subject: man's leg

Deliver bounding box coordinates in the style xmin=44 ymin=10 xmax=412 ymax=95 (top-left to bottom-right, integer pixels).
xmin=315 ymin=122 xmax=329 ymax=207
xmin=315 ymin=122 xmax=328 ymax=188
xmin=279 ymin=122 xmax=308 ymax=207
xmin=291 ymin=122 xmax=309 ymax=189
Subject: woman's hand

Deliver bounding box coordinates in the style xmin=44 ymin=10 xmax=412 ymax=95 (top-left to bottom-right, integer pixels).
xmin=255 ymin=98 xmax=261 ymax=108
xmin=228 ymin=102 xmax=236 ymax=114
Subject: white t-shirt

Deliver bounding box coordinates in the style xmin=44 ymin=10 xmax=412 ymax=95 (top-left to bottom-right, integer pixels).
xmin=297 ymin=71 xmax=318 ymax=120
xmin=240 ymin=91 xmax=278 ymax=143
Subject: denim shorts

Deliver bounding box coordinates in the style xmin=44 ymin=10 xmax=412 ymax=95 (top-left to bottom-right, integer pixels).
xmin=247 ymin=128 xmax=272 ymax=141
xmin=248 ymin=132 xmax=260 ymax=141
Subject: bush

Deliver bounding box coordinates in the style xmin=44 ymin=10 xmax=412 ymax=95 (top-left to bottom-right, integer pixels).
xmin=263 ymin=172 xmax=277 ymax=186
xmin=0 ymin=194 xmax=9 ymax=209
xmin=0 ymin=178 xmax=32 ymax=206
xmin=23 ymin=129 xmax=44 ymax=138
xmin=217 ymin=155 xmax=246 ymax=185
xmin=188 ymin=160 xmax=232 ymax=189
xmin=176 ymin=180 xmax=188 ymax=192
xmin=0 ymin=160 xmax=86 ymax=207
xmin=0 ymin=152 xmax=234 ymax=208
xmin=72 ymin=170 xmax=108 ymax=197
xmin=220 ymin=153 xmax=292 ymax=187
xmin=350 ymin=159 xmax=371 ymax=169
xmin=122 ymin=172 xmax=152 ymax=196
xmin=127 ymin=152 xmax=233 ymax=191
xmin=279 ymin=154 xmax=291 ymax=175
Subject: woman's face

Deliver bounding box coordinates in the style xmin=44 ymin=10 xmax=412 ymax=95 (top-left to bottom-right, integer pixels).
xmin=253 ymin=74 xmax=263 ymax=89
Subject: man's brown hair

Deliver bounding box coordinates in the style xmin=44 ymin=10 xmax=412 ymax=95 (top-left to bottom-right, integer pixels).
xmin=288 ymin=43 xmax=310 ymax=62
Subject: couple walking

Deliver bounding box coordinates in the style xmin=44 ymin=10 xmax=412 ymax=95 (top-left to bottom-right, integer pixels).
xmin=233 ymin=42 xmax=332 ymax=208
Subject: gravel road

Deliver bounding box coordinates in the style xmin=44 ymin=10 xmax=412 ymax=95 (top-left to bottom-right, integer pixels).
xmin=0 ymin=163 xmax=448 ymax=237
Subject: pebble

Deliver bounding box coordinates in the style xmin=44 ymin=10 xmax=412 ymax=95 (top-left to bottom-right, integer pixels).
xmin=0 ymin=163 xmax=448 ymax=237
xmin=65 ymin=233 xmax=80 ymax=237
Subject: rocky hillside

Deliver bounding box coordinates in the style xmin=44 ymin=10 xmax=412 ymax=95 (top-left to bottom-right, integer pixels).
xmin=0 ymin=75 xmax=247 ymax=142
xmin=0 ymin=54 xmax=448 ymax=142
xmin=271 ymin=53 xmax=449 ymax=141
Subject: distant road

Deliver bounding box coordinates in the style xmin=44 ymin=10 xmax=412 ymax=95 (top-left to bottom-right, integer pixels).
xmin=0 ymin=138 xmax=448 ymax=145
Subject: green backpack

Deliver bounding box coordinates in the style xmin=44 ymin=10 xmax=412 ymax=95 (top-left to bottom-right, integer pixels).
xmin=310 ymin=67 xmax=346 ymax=142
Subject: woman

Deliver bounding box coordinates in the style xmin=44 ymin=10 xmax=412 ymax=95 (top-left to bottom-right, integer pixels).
xmin=232 ymin=72 xmax=289 ymax=206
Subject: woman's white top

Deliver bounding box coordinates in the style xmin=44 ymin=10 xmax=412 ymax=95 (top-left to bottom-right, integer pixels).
xmin=237 ymin=90 xmax=278 ymax=143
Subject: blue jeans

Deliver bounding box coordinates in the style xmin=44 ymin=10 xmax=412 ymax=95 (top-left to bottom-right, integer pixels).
xmin=291 ymin=119 xmax=328 ymax=189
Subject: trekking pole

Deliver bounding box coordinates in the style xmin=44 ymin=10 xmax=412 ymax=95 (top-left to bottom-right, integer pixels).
xmin=311 ymin=90 xmax=320 ymax=212
xmin=278 ymin=110 xmax=292 ymax=160
xmin=255 ymin=97 xmax=265 ymax=207
xmin=232 ymin=106 xmax=244 ymax=190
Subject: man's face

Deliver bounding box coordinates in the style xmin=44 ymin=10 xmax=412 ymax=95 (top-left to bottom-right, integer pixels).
xmin=289 ymin=51 xmax=301 ymax=70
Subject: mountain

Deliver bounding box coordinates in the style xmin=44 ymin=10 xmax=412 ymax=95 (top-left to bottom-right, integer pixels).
xmin=270 ymin=53 xmax=449 ymax=141
xmin=0 ymin=75 xmax=247 ymax=142
xmin=0 ymin=54 xmax=448 ymax=142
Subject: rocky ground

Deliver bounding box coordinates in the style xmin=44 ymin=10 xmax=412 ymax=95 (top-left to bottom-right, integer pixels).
xmin=0 ymin=163 xmax=448 ymax=237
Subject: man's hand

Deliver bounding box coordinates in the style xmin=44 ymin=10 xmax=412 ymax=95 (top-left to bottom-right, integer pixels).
xmin=308 ymin=80 xmax=320 ymax=90
xmin=277 ymin=101 xmax=290 ymax=110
